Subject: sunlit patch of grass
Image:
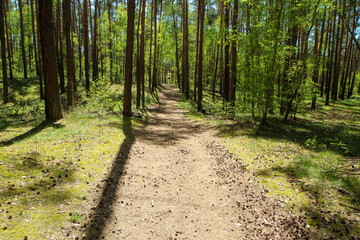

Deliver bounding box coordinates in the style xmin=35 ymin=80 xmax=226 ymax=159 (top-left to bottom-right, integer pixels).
xmin=0 ymin=110 xmax=127 ymax=239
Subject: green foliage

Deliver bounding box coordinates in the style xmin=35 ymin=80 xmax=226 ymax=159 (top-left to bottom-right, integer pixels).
xmin=305 ymin=135 xmax=327 ymax=150
xmin=84 ymin=78 xmax=123 ymax=114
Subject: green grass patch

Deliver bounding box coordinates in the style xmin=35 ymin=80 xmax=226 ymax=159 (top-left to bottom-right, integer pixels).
xmin=0 ymin=77 xmax=151 ymax=239
xmin=0 ymin=110 xmax=128 ymax=239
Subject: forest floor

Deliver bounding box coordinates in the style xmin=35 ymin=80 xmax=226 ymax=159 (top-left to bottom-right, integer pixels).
xmin=1 ymin=82 xmax=359 ymax=239
xmin=82 ymin=85 xmax=311 ymax=239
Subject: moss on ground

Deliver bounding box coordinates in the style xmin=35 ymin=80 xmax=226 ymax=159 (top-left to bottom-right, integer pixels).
xmin=180 ymin=89 xmax=360 ymax=239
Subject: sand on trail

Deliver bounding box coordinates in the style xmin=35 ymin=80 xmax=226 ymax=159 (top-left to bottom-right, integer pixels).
xmin=83 ymin=85 xmax=310 ymax=240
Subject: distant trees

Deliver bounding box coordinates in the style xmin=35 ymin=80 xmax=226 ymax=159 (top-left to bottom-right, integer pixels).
xmin=0 ymin=0 xmax=359 ymax=121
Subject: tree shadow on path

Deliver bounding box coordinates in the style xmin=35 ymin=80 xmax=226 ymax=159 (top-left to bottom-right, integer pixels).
xmin=84 ymin=116 xmax=134 ymax=240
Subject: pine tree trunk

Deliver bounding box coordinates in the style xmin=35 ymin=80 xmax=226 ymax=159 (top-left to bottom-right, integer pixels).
xmin=194 ymin=3 xmax=200 ymax=102
xmin=0 ymin=0 xmax=8 ymax=104
xmin=123 ymin=0 xmax=135 ymax=117
xmin=136 ymin=0 xmax=142 ymax=109
xmin=38 ymin=0 xmax=63 ymax=120
xmin=212 ymin=41 xmax=219 ymax=100
xmin=140 ymin=0 xmax=146 ymax=109
xmin=325 ymin=13 xmax=336 ymax=106
xmin=320 ymin=17 xmax=330 ymax=98
xmin=230 ymin=0 xmax=238 ymax=109
xmin=108 ymin=1 xmax=113 ymax=83
xmin=19 ymin=0 xmax=27 ymax=79
xmin=184 ymin=0 xmax=189 ymax=98
xmin=223 ymin=1 xmax=230 ymax=104
xmin=347 ymin=52 xmax=359 ymax=98
xmin=83 ymin=0 xmax=90 ymax=94
xmin=35 ymin=0 xmax=44 ymax=99
xmin=152 ymin=0 xmax=157 ymax=92
xmin=148 ymin=0 xmax=153 ymax=91
xmin=332 ymin=1 xmax=344 ymax=101
xmin=3 ymin=0 xmax=12 ymax=79
xmin=56 ymin=0 xmax=65 ymax=94
xmin=171 ymin=0 xmax=181 ymax=90
xmin=311 ymin=18 xmax=319 ymax=110
xmin=92 ymin=0 xmax=99 ymax=82
xmin=30 ymin=0 xmax=38 ymax=78
xmin=63 ymin=0 xmax=76 ymax=107
xmin=197 ymin=0 xmax=204 ymax=112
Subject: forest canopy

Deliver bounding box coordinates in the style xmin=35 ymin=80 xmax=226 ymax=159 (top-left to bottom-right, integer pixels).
xmin=0 ymin=0 xmax=359 ymax=121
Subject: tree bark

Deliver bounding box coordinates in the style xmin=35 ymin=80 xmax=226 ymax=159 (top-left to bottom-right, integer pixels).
xmin=108 ymin=1 xmax=113 ymax=83
xmin=63 ymin=0 xmax=76 ymax=107
xmin=197 ymin=0 xmax=205 ymax=112
xmin=152 ymin=0 xmax=158 ymax=92
xmin=92 ymin=0 xmax=99 ymax=82
xmin=140 ymin=0 xmax=146 ymax=109
xmin=83 ymin=0 xmax=90 ymax=94
xmin=3 ymin=0 xmax=12 ymax=79
xmin=230 ymin=0 xmax=238 ymax=109
xmin=55 ymin=0 xmax=65 ymax=94
xmin=148 ymin=0 xmax=153 ymax=91
xmin=0 ymin=0 xmax=8 ymax=104
xmin=223 ymin=1 xmax=230 ymax=103
xmin=39 ymin=0 xmax=63 ymax=120
xmin=171 ymin=0 xmax=181 ymax=90
xmin=136 ymin=0 xmax=142 ymax=109
xmin=123 ymin=0 xmax=135 ymax=117
xmin=35 ymin=0 xmax=44 ymax=99
xmin=194 ymin=2 xmax=200 ymax=101
xmin=19 ymin=0 xmax=27 ymax=79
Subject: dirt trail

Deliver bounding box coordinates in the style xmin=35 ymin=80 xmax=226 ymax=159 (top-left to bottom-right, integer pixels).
xmin=84 ymin=85 xmax=310 ymax=240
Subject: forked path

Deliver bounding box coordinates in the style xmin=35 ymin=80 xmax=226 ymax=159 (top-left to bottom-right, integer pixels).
xmin=85 ymin=85 xmax=310 ymax=239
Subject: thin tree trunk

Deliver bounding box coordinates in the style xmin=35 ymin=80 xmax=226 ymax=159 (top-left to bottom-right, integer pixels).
xmin=30 ymin=0 xmax=38 ymax=78
xmin=219 ymin=2 xmax=224 ymax=97
xmin=223 ymin=1 xmax=230 ymax=104
xmin=140 ymin=0 xmax=146 ymax=109
xmin=197 ymin=0 xmax=204 ymax=112
xmin=63 ymin=0 xmax=76 ymax=107
xmin=35 ymin=0 xmax=44 ymax=99
xmin=311 ymin=17 xmax=319 ymax=109
xmin=148 ymin=0 xmax=153 ymax=91
xmin=332 ymin=0 xmax=344 ymax=101
xmin=212 ymin=41 xmax=219 ymax=100
xmin=108 ymin=1 xmax=113 ymax=83
xmin=3 ymin=0 xmax=12 ymax=79
xmin=19 ymin=0 xmax=27 ymax=79
xmin=325 ymin=12 xmax=336 ymax=106
xmin=92 ymin=0 xmax=99 ymax=82
xmin=0 ymin=0 xmax=8 ymax=103
xmin=347 ymin=51 xmax=359 ymax=98
xmin=77 ymin=0 xmax=82 ymax=81
xmin=123 ymin=0 xmax=135 ymax=116
xmin=152 ymin=0 xmax=158 ymax=92
xmin=171 ymin=0 xmax=181 ymax=90
xmin=320 ymin=17 xmax=330 ymax=97
xmin=83 ymin=0 xmax=90 ymax=94
xmin=136 ymin=0 xmax=142 ymax=109
xmin=56 ymin=0 xmax=65 ymax=94
xmin=184 ymin=0 xmax=189 ymax=98
xmin=194 ymin=2 xmax=200 ymax=101
xmin=230 ymin=0 xmax=238 ymax=109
